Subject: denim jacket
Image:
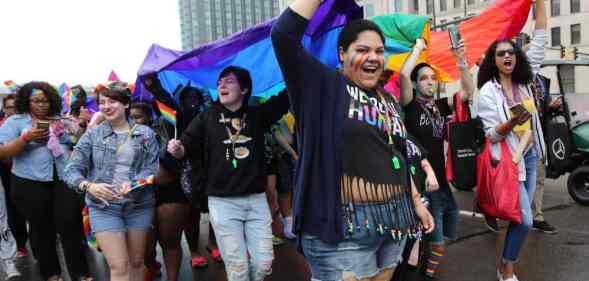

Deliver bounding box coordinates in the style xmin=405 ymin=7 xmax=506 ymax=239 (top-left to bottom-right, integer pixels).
xmin=0 ymin=114 xmax=74 ymax=182
xmin=64 ymin=120 xmax=159 ymax=204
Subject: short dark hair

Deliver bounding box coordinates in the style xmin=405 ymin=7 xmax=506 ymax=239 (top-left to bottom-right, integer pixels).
xmin=96 ymin=81 xmax=132 ymax=106
xmin=337 ymin=19 xmax=385 ymax=53
xmin=15 ymin=82 xmax=62 ymax=116
xmin=3 ymin=94 xmax=16 ymax=105
xmin=410 ymin=63 xmax=434 ymax=82
xmin=219 ymin=66 xmax=252 ymax=105
xmin=477 ymin=39 xmax=533 ymax=89
xmin=130 ymin=102 xmax=153 ymax=125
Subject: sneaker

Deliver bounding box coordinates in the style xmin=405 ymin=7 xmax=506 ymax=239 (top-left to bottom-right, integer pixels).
xmin=16 ymin=248 xmax=28 ymax=258
xmin=499 ymin=274 xmax=519 ymax=281
xmin=272 ymin=236 xmax=286 ymax=246
xmin=282 ymin=216 xmax=296 ymax=239
xmin=191 ymin=256 xmax=208 ymax=268
xmin=4 ymin=260 xmax=21 ymax=280
xmin=532 ymin=220 xmax=558 ymax=234
xmin=47 ymin=274 xmax=63 ymax=281
xmin=484 ymin=215 xmax=500 ymax=232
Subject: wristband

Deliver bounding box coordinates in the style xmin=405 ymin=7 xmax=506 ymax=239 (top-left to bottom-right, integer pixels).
xmin=20 ymin=132 xmax=29 ymax=143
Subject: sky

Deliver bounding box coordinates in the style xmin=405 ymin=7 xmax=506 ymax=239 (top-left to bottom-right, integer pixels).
xmin=0 ymin=0 xmax=181 ymax=86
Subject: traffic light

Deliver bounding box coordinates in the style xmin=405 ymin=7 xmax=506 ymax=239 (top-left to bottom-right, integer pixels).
xmin=560 ymin=45 xmax=565 ymax=58
xmin=573 ymin=47 xmax=578 ymax=60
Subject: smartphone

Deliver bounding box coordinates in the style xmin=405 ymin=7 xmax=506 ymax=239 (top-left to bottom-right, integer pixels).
xmin=36 ymin=120 xmax=50 ymax=131
xmin=448 ymin=25 xmax=462 ymax=49
xmin=516 ymin=34 xmax=526 ymax=49
xmin=509 ymin=103 xmax=528 ymax=115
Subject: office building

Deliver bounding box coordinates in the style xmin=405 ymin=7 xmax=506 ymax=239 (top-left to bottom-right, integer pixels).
xmin=179 ymin=0 xmax=281 ymax=50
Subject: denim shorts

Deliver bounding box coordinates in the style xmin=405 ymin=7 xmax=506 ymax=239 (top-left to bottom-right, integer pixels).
xmin=427 ymin=190 xmax=458 ymax=243
xmin=301 ymin=203 xmax=407 ymax=281
xmin=87 ymin=192 xmax=155 ymax=233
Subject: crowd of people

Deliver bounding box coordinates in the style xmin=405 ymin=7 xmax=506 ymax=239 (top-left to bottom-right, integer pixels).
xmin=0 ymin=0 xmax=561 ymax=281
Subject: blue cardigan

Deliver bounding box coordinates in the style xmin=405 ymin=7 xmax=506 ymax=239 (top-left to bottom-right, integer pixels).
xmin=271 ymin=8 xmax=350 ymax=245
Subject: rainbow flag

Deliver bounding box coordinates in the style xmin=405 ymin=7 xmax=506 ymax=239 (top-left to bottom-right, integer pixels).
xmin=156 ymin=100 xmax=176 ymax=126
xmin=3 ymin=80 xmax=18 ymax=92
xmin=130 ymin=175 xmax=156 ymax=191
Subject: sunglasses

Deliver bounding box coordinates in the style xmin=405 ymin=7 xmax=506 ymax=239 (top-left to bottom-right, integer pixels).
xmin=496 ymin=49 xmax=516 ymax=57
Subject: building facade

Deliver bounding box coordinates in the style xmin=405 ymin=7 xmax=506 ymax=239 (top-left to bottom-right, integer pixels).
xmin=359 ymin=0 xmax=589 ymax=94
xmin=179 ymin=0 xmax=281 ymax=50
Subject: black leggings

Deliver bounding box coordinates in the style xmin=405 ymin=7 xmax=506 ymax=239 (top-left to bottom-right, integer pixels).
xmin=10 ymin=175 xmax=89 ymax=279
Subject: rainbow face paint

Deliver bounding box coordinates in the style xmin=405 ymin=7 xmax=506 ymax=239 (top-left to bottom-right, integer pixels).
xmin=30 ymin=88 xmax=44 ymax=97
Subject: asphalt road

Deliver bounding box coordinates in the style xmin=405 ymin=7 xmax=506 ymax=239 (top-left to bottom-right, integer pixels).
xmin=3 ymin=176 xmax=588 ymax=281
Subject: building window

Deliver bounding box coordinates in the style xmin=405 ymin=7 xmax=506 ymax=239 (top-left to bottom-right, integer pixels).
xmin=551 ymin=26 xmax=561 ymax=47
xmin=394 ymin=0 xmax=403 ymax=12
xmin=440 ymin=0 xmax=447 ymax=11
xmin=364 ymin=3 xmax=375 ymax=18
xmin=467 ymin=0 xmax=474 ymax=4
xmin=571 ymin=0 xmax=580 ymax=13
xmin=571 ymin=24 xmax=581 ymax=45
xmin=454 ymin=0 xmax=461 ymax=8
xmin=413 ymin=0 xmax=419 ymax=12
xmin=551 ymin=0 xmax=560 ymax=16
xmin=426 ymin=0 xmax=434 ymax=14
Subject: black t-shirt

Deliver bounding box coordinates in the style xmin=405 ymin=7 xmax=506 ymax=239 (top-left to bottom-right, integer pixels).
xmin=404 ymin=97 xmax=451 ymax=192
xmin=342 ymin=83 xmax=408 ymax=189
xmin=406 ymin=135 xmax=428 ymax=193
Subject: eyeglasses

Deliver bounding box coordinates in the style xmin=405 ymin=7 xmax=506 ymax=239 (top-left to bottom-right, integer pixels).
xmin=30 ymin=100 xmax=50 ymax=105
xmin=496 ymin=49 xmax=515 ymax=57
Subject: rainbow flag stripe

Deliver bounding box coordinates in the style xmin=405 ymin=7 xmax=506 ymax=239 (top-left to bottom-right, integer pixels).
xmin=156 ymin=100 xmax=176 ymax=126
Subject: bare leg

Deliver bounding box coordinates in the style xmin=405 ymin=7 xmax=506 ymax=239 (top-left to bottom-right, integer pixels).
xmin=158 ymin=203 xmax=190 ymax=281
xmin=126 ymin=230 xmax=149 ymax=281
xmin=95 ymin=232 xmax=130 ymax=281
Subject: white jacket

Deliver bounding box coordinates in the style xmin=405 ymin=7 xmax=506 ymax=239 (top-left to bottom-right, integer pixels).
xmin=477 ymin=30 xmax=548 ymax=181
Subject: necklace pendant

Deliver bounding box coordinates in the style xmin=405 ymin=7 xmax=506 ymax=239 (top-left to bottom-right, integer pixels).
xmin=232 ymin=159 xmax=238 ymax=169
xmin=391 ymin=156 xmax=400 ymax=170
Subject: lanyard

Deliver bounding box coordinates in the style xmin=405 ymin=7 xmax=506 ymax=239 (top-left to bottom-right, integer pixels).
xmin=116 ymin=124 xmax=137 ymax=154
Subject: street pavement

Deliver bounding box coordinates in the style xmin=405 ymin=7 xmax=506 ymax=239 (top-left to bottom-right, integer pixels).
xmin=3 ymin=176 xmax=588 ymax=281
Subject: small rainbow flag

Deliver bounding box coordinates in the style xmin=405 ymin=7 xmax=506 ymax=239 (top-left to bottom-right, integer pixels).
xmin=130 ymin=175 xmax=156 ymax=191
xmin=3 ymin=80 xmax=18 ymax=92
xmin=155 ymin=100 xmax=176 ymax=126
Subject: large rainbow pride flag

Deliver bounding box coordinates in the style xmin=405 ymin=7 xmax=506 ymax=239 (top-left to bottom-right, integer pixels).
xmin=135 ymin=0 xmax=532 ymax=100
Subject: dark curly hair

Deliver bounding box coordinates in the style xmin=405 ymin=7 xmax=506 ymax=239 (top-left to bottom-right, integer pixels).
xmin=15 ymin=81 xmax=62 ymax=116
xmin=477 ymin=39 xmax=533 ymax=89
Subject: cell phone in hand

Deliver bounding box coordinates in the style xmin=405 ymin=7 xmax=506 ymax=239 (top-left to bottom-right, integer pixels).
xmin=448 ymin=25 xmax=462 ymax=49
xmin=509 ymin=103 xmax=528 ymax=116
xmin=36 ymin=120 xmax=50 ymax=131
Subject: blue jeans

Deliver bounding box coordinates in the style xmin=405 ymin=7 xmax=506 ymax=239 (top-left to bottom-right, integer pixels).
xmin=209 ymin=193 xmax=274 ymax=281
xmin=301 ymin=202 xmax=407 ymax=281
xmin=503 ymin=149 xmax=537 ymax=263
xmin=427 ymin=190 xmax=459 ymax=244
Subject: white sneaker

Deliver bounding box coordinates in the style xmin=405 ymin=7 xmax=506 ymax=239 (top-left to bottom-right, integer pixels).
xmin=282 ymin=216 xmax=296 ymax=239
xmin=4 ymin=259 xmax=21 ymax=280
xmin=500 ymin=273 xmax=519 ymax=281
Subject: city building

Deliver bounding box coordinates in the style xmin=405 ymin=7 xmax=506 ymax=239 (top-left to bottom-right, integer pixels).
xmin=359 ymin=0 xmax=589 ymax=94
xmin=179 ymin=0 xmax=281 ymax=50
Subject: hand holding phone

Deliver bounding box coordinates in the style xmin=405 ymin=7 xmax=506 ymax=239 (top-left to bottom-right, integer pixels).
xmin=509 ymin=104 xmax=531 ymax=125
xmin=36 ymin=120 xmax=50 ymax=131
xmin=448 ymin=25 xmax=462 ymax=50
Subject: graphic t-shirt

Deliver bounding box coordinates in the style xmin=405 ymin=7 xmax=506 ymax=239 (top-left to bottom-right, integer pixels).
xmin=406 ymin=135 xmax=428 ymax=194
xmin=404 ymin=97 xmax=451 ymax=192
xmin=342 ymin=83 xmax=409 ymax=196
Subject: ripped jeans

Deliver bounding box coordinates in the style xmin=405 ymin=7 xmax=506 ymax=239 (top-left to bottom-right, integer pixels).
xmin=209 ymin=193 xmax=274 ymax=281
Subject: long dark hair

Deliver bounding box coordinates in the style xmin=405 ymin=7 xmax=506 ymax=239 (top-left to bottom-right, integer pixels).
xmin=477 ymin=40 xmax=533 ymax=89
xmin=15 ymin=82 xmax=62 ymax=116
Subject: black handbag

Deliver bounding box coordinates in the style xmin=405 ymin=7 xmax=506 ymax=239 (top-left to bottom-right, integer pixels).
xmin=446 ymin=94 xmax=485 ymax=191
xmin=543 ymin=115 xmax=573 ymax=178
